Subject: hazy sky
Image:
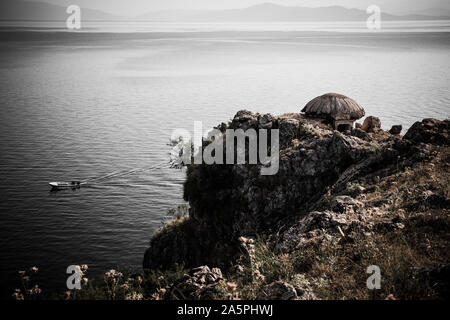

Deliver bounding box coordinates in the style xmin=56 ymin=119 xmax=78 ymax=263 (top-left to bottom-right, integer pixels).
xmin=26 ymin=0 xmax=450 ymax=16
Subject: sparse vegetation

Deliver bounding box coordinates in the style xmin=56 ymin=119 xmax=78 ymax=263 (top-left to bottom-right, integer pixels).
xmin=12 ymin=267 xmax=42 ymax=300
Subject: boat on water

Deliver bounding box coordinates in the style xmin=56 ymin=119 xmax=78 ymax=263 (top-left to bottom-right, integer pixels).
xmin=49 ymin=181 xmax=82 ymax=190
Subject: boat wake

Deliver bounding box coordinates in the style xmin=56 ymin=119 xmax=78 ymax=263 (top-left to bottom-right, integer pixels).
xmin=49 ymin=160 xmax=169 ymax=191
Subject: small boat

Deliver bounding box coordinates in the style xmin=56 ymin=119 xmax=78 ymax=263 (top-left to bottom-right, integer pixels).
xmin=49 ymin=181 xmax=82 ymax=190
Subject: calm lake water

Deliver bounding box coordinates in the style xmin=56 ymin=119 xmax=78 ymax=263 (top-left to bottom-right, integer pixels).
xmin=0 ymin=21 xmax=449 ymax=297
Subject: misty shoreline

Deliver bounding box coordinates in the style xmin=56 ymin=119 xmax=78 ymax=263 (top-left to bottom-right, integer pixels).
xmin=0 ymin=28 xmax=449 ymax=47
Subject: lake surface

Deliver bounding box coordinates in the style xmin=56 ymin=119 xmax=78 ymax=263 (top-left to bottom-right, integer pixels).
xmin=0 ymin=21 xmax=449 ymax=297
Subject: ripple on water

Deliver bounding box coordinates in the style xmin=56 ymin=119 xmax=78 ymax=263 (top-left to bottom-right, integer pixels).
xmin=0 ymin=31 xmax=449 ymax=295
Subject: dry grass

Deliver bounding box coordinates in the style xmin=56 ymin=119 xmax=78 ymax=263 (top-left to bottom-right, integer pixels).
xmin=364 ymin=146 xmax=450 ymax=210
xmin=227 ymin=147 xmax=450 ymax=300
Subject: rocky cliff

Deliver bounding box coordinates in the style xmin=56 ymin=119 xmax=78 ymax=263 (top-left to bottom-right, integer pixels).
xmin=143 ymin=112 xmax=449 ymax=300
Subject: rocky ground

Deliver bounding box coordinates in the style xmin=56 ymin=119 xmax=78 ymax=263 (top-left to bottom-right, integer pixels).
xmin=143 ymin=112 xmax=449 ymax=300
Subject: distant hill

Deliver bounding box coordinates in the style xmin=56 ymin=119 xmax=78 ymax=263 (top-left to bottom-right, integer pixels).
xmin=417 ymin=8 xmax=450 ymax=17
xmin=0 ymin=0 xmax=119 ymax=21
xmin=1 ymin=1 xmax=448 ymax=22
xmin=139 ymin=3 xmax=450 ymax=22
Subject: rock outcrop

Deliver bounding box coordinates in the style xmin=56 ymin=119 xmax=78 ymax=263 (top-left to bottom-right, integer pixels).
xmin=184 ymin=117 xmax=374 ymax=240
xmin=256 ymin=281 xmax=300 ymax=300
xmin=389 ymin=125 xmax=402 ymax=135
xmin=143 ymin=111 xmax=450 ymax=300
xmin=331 ymin=195 xmax=364 ymax=214
xmin=274 ymin=210 xmax=351 ymax=253
xmin=164 ymin=266 xmax=224 ymax=300
xmin=361 ymin=116 xmax=382 ymax=133
xmin=403 ymin=118 xmax=449 ymax=145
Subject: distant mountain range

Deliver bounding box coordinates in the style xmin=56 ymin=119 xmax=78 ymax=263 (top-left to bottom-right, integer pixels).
xmin=0 ymin=0 xmax=119 ymax=21
xmin=1 ymin=0 xmax=449 ymax=22
xmin=140 ymin=3 xmax=450 ymax=22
